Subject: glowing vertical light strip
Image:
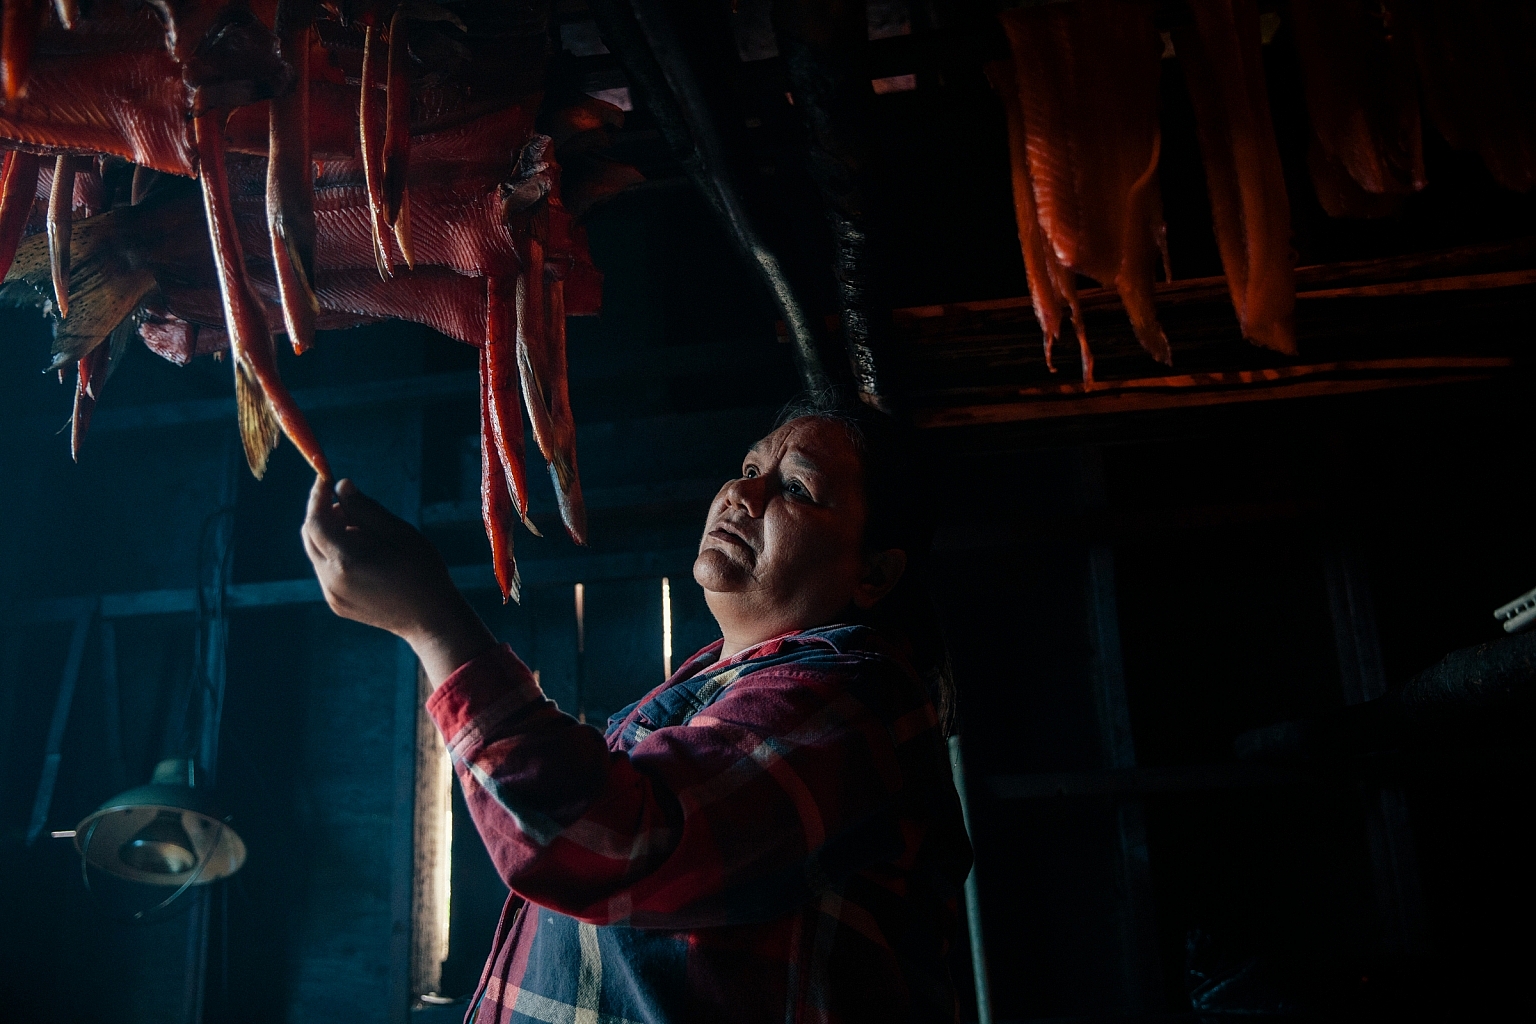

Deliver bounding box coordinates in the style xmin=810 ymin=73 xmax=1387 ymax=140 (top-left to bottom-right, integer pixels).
xmin=574 ymin=583 xmax=587 ymax=724
xmin=434 ymin=748 xmax=452 ymax=967
xmin=661 ymin=577 xmax=673 ymax=679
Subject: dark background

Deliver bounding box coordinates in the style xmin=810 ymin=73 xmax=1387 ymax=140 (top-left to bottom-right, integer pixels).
xmin=1 ymin=1 xmax=1532 ymax=1022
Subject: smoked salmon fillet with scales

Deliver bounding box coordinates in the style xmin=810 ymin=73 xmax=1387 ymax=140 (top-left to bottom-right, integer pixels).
xmin=997 ymin=0 xmax=1171 ymax=383
xmin=1175 ymin=0 xmax=1297 ymax=356
xmin=0 ymin=0 xmax=609 ymax=601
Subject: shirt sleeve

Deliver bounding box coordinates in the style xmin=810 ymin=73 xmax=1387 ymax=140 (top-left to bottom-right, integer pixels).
xmin=426 ymin=642 xmax=933 ymax=929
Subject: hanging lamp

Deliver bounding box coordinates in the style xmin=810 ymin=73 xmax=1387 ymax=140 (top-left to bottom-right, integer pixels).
xmin=71 ymin=758 xmax=246 ymax=915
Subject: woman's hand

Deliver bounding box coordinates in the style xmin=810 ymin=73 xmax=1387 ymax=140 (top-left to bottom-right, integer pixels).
xmin=302 ymin=476 xmax=497 ymax=686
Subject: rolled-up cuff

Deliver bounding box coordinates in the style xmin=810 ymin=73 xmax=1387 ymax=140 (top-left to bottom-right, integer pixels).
xmin=425 ymin=643 xmax=545 ymax=760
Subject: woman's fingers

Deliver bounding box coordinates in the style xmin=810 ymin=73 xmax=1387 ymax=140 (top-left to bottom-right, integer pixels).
xmin=302 ymin=472 xmax=458 ymax=639
xmin=303 ymin=474 xmax=344 ymax=557
xmin=335 ymin=477 xmax=406 ymax=537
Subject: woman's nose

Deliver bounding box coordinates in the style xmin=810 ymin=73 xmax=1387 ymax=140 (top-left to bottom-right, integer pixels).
xmin=722 ymin=475 xmax=766 ymax=517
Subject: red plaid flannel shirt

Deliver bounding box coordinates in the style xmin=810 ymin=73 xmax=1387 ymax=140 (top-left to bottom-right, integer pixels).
xmin=426 ymin=623 xmax=972 ymax=1023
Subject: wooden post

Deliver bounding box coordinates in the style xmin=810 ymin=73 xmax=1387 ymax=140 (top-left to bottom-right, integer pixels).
xmin=1081 ymin=448 xmax=1163 ymax=1012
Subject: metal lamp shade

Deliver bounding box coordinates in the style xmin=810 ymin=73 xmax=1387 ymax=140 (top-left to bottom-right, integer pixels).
xmin=73 ymin=760 xmax=246 ymax=886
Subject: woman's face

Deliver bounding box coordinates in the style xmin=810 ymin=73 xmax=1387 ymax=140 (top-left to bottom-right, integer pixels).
xmin=695 ymin=417 xmax=894 ymax=647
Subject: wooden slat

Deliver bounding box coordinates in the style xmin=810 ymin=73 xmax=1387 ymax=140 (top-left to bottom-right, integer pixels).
xmin=918 ymin=358 xmax=1512 ymax=428
xmin=896 ymin=238 xmax=1536 ymax=322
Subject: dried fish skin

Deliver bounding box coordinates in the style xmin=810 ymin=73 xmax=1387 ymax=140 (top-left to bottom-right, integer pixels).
xmin=0 ymin=44 xmax=194 ymax=175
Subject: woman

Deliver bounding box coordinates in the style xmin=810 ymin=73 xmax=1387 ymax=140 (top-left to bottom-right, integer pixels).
xmin=303 ymin=398 xmax=973 ymax=1023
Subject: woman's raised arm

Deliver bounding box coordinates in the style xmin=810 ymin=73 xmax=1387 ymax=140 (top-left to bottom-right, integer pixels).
xmin=302 ymin=475 xmax=498 ymax=685
xmin=430 ymin=637 xmax=965 ymax=930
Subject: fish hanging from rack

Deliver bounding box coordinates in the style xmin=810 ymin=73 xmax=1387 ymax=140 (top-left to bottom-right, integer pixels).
xmin=0 ymin=0 xmax=638 ymax=602
xmin=990 ymin=0 xmax=1171 ymax=386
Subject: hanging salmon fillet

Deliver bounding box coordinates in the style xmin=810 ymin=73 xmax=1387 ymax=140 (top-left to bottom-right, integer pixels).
xmin=0 ymin=1 xmax=619 ymax=599
xmin=1291 ymin=0 xmax=1425 ymax=209
xmin=1175 ymin=0 xmax=1297 ymax=355
xmin=1387 ymin=0 xmax=1536 ymax=194
xmin=996 ymin=0 xmax=1171 ymax=384
xmin=984 ymin=57 xmax=1070 ymax=373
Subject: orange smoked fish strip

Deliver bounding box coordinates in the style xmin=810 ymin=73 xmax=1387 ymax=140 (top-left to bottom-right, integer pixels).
xmin=480 ymin=342 xmax=520 ymax=603
xmin=0 ymin=150 xmax=41 ymax=282
xmin=47 ymin=155 xmax=74 ymax=318
xmin=985 ymin=58 xmax=1066 ymax=371
xmin=268 ymin=9 xmax=320 ymax=354
xmin=194 ymin=110 xmax=332 ymax=478
xmin=999 ymin=0 xmax=1169 ymax=375
xmin=486 ymin=276 xmax=533 ymax=527
xmin=1176 ymin=0 xmax=1296 ymax=355
xmin=71 ymin=342 xmax=111 ymax=461
xmin=543 ymin=276 xmax=587 ymax=545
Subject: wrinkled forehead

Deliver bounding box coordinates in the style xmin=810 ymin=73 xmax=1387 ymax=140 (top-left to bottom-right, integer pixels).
xmin=749 ymin=417 xmax=863 ymax=478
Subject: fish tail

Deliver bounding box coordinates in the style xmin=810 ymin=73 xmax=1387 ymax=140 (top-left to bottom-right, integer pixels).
xmin=70 ymin=343 xmax=110 ymax=462
xmin=4 ymin=204 xmax=157 ymax=370
xmin=269 ymin=5 xmax=319 ymax=354
xmin=382 ymin=7 xmax=411 ymax=228
xmin=194 ymin=109 xmax=331 ymax=478
xmin=48 ymin=155 xmax=75 ymax=319
xmin=1 ymin=0 xmax=38 ymax=101
xmin=0 ymin=150 xmax=41 ymax=282
xmin=480 ymin=343 xmax=521 ymax=603
xmin=234 ymin=359 xmax=281 ymax=478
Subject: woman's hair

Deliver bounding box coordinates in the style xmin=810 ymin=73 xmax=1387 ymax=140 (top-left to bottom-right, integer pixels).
xmin=775 ymin=394 xmax=957 ymax=737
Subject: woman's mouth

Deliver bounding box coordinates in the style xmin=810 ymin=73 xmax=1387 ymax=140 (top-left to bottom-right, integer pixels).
xmin=707 ymin=524 xmax=752 ymax=552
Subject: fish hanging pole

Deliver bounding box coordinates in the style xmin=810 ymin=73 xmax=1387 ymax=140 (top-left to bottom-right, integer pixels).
xmin=771 ymin=0 xmax=903 ymax=413
xmin=948 ymin=733 xmax=994 ymax=1024
xmin=588 ymin=0 xmax=839 ymax=397
xmin=25 ymin=608 xmax=95 ymax=846
xmin=574 ymin=583 xmax=587 ymax=724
